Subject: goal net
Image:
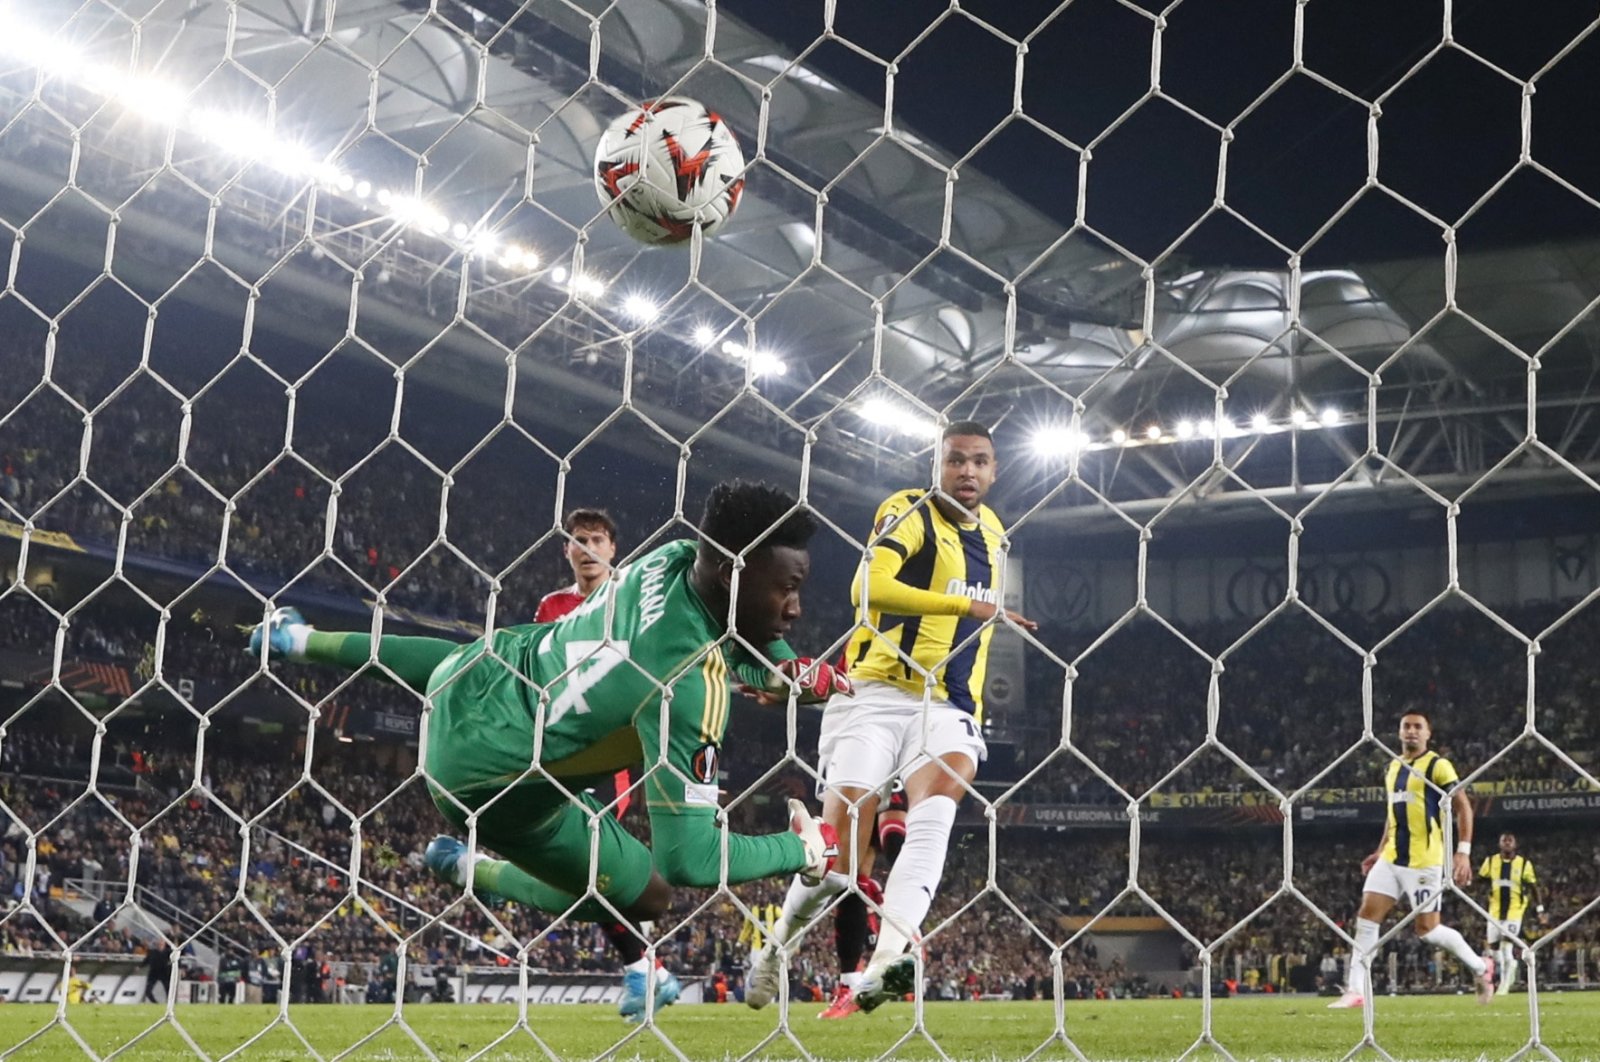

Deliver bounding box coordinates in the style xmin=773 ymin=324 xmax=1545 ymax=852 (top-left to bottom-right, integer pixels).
xmin=1 ymin=2 xmax=1597 ymax=1061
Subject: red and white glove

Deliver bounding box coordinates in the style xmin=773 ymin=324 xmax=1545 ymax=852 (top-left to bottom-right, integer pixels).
xmin=788 ymin=798 xmax=839 ymax=886
xmin=768 ymin=657 xmax=853 ymax=705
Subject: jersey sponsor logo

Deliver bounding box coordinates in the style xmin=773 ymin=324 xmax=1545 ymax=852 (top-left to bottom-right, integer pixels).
xmin=945 ymin=577 xmax=998 ymax=604
xmin=638 ymin=552 xmax=672 ymax=632
xmin=1388 ymin=790 xmax=1413 ymax=804
xmin=691 ymin=741 xmax=720 ymax=784
xmin=684 ymin=782 xmax=720 ymax=807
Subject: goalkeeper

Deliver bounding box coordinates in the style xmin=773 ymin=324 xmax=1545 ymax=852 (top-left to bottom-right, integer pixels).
xmin=248 ymin=481 xmax=844 ymax=931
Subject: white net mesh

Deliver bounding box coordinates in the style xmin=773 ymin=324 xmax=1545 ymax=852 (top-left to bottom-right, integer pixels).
xmin=2 ymin=1 xmax=1600 ymax=1060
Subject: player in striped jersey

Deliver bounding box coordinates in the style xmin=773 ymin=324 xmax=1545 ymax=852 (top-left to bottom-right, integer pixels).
xmin=1480 ymin=832 xmax=1544 ymax=994
xmin=1329 ymin=710 xmax=1494 ymax=1008
xmin=246 ymin=482 xmax=848 ymax=1015
xmin=747 ymin=421 xmax=1037 ymax=1015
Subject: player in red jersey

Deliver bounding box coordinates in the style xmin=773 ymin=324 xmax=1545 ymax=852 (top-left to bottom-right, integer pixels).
xmin=536 ymin=509 xmax=674 ymax=1021
xmin=534 ymin=508 xmax=619 ymax=622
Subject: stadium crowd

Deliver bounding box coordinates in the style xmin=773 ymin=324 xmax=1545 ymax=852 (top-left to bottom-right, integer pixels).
xmin=1 ymin=355 xmax=859 ymax=652
xmin=5 ymin=355 xmax=1600 ymax=1003
xmin=7 ymin=354 xmax=1593 ymax=787
xmin=1 ymin=590 xmax=1592 ymax=805
xmin=4 ymin=708 xmax=1600 ymax=1003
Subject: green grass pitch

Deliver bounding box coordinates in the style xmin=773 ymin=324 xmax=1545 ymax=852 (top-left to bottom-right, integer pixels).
xmin=1 ymin=995 xmax=1597 ymax=1061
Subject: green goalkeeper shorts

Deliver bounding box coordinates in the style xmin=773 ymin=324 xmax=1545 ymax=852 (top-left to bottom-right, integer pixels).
xmin=423 ymin=638 xmax=655 ymax=908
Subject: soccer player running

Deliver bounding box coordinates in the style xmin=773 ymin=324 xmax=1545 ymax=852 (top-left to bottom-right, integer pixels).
xmin=248 ymin=482 xmax=847 ymax=1019
xmin=747 ymin=420 xmax=1036 ymax=1015
xmin=1479 ymin=831 xmax=1544 ymax=995
xmin=1329 ymin=710 xmax=1494 ymax=1009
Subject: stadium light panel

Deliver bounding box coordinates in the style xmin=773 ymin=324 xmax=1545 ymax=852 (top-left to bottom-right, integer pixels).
xmin=1320 ymin=407 xmax=1341 ymax=426
xmin=1291 ymin=408 xmax=1310 ymax=427
xmin=748 ymin=351 xmax=788 ymax=377
xmin=1251 ymin=412 xmax=1271 ymax=432
xmin=119 ymin=80 xmax=186 ymax=123
xmin=1033 ymin=427 xmax=1094 ymax=456
xmin=1 ymin=14 xmax=531 ymax=266
xmin=1031 ymin=427 xmax=1073 ymax=456
xmin=386 ymin=195 xmax=424 ymax=223
xmin=693 ymin=324 xmax=717 ymax=347
xmin=622 ymin=294 xmax=661 ymax=323
xmin=571 ymin=274 xmax=606 ymax=299
xmin=861 ymin=398 xmax=937 ymax=438
xmin=1111 ymin=429 xmax=1128 ymax=445
xmin=1145 ymin=425 xmax=1162 ymax=441
xmin=1176 ymin=419 xmax=1196 ymax=440
xmin=719 ymin=339 xmax=785 ymax=377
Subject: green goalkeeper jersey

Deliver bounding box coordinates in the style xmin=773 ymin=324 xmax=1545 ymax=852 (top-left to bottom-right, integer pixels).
xmin=425 ymin=538 xmax=795 ymax=814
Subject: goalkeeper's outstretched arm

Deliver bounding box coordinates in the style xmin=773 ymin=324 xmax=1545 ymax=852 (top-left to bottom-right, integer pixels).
xmin=637 ymin=663 xmax=836 ymax=888
xmin=246 ymin=608 xmax=461 ymax=693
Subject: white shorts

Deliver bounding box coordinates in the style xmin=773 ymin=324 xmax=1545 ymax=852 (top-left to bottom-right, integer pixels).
xmin=1363 ymin=860 xmax=1444 ymax=913
xmin=816 ymin=680 xmax=987 ymax=798
xmin=1486 ymin=919 xmax=1523 ymax=945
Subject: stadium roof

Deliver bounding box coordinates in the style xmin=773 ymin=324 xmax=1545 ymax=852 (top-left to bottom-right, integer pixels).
xmin=3 ymin=0 xmax=1600 ymax=528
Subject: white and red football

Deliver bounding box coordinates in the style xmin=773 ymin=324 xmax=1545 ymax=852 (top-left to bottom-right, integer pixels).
xmin=593 ymin=97 xmax=746 ymax=246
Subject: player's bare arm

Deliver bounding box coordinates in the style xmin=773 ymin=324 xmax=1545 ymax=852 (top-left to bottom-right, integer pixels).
xmin=1450 ymin=787 xmax=1474 ymax=887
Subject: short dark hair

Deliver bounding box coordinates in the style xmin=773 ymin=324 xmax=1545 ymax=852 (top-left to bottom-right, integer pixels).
xmin=1401 ymin=709 xmax=1430 ymax=725
xmin=698 ymin=481 xmax=816 ymax=560
xmin=943 ymin=420 xmax=992 ymax=442
xmin=563 ymin=508 xmax=617 ymax=541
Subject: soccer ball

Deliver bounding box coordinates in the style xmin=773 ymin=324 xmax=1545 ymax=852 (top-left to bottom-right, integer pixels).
xmin=593 ymin=97 xmax=746 ymax=246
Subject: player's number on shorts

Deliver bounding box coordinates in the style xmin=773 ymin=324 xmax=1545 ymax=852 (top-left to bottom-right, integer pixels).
xmin=1414 ymin=888 xmax=1432 ymax=907
xmin=548 ymin=640 xmax=630 ymax=725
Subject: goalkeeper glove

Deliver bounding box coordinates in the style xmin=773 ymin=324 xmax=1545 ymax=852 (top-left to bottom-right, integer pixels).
xmin=767 ymin=657 xmax=853 ymax=705
xmin=787 ymin=798 xmax=839 ymax=886
xmin=246 ymin=607 xmax=312 ymax=661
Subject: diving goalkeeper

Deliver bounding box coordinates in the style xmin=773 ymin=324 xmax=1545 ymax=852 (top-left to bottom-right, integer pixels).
xmin=247 ymin=481 xmax=845 ymax=932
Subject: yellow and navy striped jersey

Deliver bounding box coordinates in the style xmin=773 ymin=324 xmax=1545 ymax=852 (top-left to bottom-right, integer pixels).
xmin=1479 ymin=854 xmax=1537 ymax=921
xmin=1380 ymin=750 xmax=1460 ymax=868
xmin=845 ymin=489 xmax=1007 ymax=720
xmin=736 ymin=902 xmax=783 ymax=950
